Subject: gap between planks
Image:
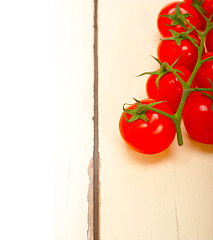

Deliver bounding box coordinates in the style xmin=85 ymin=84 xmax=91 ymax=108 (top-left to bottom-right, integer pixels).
xmin=88 ymin=0 xmax=100 ymax=239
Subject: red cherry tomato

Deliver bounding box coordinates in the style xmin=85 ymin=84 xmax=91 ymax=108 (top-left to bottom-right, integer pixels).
xmin=195 ymin=51 xmax=213 ymax=88
xmin=183 ymin=0 xmax=211 ymax=30
xmin=157 ymin=1 xmax=203 ymax=37
xmin=119 ymin=99 xmax=176 ymax=154
xmin=183 ymin=91 xmax=213 ymax=144
xmin=184 ymin=0 xmax=213 ymax=20
xmin=146 ymin=67 xmax=196 ymax=113
xmin=157 ymin=34 xmax=202 ymax=71
xmin=205 ymin=28 xmax=213 ymax=52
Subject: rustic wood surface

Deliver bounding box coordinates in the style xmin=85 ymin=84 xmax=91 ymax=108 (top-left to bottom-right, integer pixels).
xmin=99 ymin=0 xmax=213 ymax=239
xmin=54 ymin=0 xmax=94 ymax=239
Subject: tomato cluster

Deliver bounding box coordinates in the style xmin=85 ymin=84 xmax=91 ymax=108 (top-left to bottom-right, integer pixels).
xmin=119 ymin=0 xmax=213 ymax=154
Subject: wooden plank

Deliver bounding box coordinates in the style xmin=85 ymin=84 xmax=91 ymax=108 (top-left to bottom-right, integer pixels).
xmin=99 ymin=0 xmax=213 ymax=239
xmin=53 ymin=0 xmax=94 ymax=239
xmin=0 ymin=1 xmax=53 ymax=239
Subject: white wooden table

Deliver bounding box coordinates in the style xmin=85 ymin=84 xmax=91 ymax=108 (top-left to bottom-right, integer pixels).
xmin=99 ymin=0 xmax=213 ymax=239
xmin=54 ymin=0 xmax=213 ymax=239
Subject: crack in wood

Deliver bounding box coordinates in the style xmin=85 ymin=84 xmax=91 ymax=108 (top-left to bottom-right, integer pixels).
xmin=87 ymin=159 xmax=94 ymax=240
xmin=88 ymin=0 xmax=100 ymax=239
xmin=173 ymin=160 xmax=180 ymax=240
xmin=87 ymin=156 xmax=100 ymax=240
xmin=175 ymin=198 xmax=180 ymax=240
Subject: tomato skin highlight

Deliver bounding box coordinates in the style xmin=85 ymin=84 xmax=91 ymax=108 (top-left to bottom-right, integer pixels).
xmin=157 ymin=1 xmax=202 ymax=37
xmin=205 ymin=28 xmax=213 ymax=52
xmin=157 ymin=35 xmax=202 ymax=72
xmin=119 ymin=99 xmax=176 ymax=154
xmin=195 ymin=51 xmax=213 ymax=88
xmin=182 ymin=91 xmax=213 ymax=144
xmin=146 ymin=67 xmax=196 ymax=113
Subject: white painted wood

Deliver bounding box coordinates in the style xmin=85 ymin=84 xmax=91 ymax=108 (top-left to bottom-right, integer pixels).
xmin=99 ymin=1 xmax=213 ymax=239
xmin=53 ymin=0 xmax=94 ymax=239
xmin=0 ymin=1 xmax=53 ymax=239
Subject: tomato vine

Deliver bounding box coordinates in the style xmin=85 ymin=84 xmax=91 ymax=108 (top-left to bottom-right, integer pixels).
xmin=119 ymin=0 xmax=213 ymax=154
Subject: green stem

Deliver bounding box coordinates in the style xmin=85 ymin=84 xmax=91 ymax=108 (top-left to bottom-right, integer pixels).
xmin=140 ymin=104 xmax=184 ymax=146
xmin=183 ymin=33 xmax=200 ymax=50
xmin=165 ymin=64 xmax=188 ymax=89
xmin=186 ymin=20 xmax=213 ymax=87
xmin=195 ymin=88 xmax=213 ymax=92
xmin=187 ymin=60 xmax=202 ymax=88
xmin=167 ymin=16 xmax=213 ymax=145
xmin=140 ymin=104 xmax=174 ymax=120
xmin=173 ymin=118 xmax=183 ymax=146
xmin=172 ymin=89 xmax=191 ymax=145
xmin=182 ymin=17 xmax=201 ymax=36
xmin=139 ymin=86 xmax=213 ymax=146
xmin=193 ymin=3 xmax=211 ymax=23
xmin=175 ymin=89 xmax=192 ymax=117
xmin=127 ymin=12 xmax=213 ymax=147
xmin=201 ymin=56 xmax=213 ymax=64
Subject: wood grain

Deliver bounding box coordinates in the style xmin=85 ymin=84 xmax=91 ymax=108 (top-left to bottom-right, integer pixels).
xmin=54 ymin=0 xmax=94 ymax=239
xmin=98 ymin=0 xmax=213 ymax=239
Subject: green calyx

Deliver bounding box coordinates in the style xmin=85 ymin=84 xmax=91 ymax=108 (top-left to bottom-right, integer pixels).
xmin=190 ymin=0 xmax=207 ymax=15
xmin=162 ymin=30 xmax=187 ymax=46
xmin=123 ymin=99 xmax=164 ymax=123
xmin=161 ymin=3 xmax=190 ymax=30
xmin=162 ymin=29 xmax=199 ymax=48
xmin=136 ymin=55 xmax=184 ymax=89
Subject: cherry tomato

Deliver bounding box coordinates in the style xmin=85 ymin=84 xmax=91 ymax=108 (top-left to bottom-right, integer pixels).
xmin=183 ymin=0 xmax=211 ymax=30
xmin=183 ymin=91 xmax=213 ymax=144
xmin=157 ymin=1 xmax=203 ymax=37
xmin=205 ymin=28 xmax=213 ymax=52
xmin=195 ymin=51 xmax=213 ymax=88
xmin=157 ymin=34 xmax=202 ymax=71
xmin=184 ymin=0 xmax=213 ymax=20
xmin=119 ymin=99 xmax=176 ymax=154
xmin=146 ymin=67 xmax=196 ymax=113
